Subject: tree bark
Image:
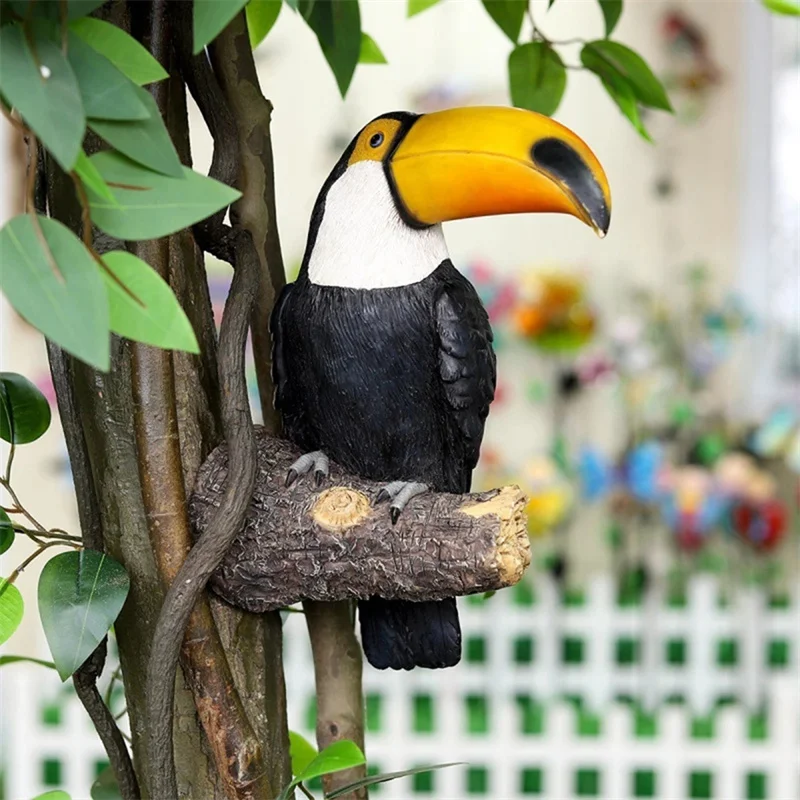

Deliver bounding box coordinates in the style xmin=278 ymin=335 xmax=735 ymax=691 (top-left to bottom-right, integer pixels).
xmin=189 ymin=431 xmax=531 ymax=613
xmin=43 ymin=3 xmax=291 ymax=797
xmin=305 ymin=601 xmax=366 ymax=799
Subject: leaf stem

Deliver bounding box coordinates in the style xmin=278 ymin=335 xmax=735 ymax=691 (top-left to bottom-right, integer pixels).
xmin=12 ymin=524 xmax=81 ymax=544
xmin=3 ymin=541 xmax=75 ymax=590
xmin=297 ymin=783 xmax=315 ymax=800
xmin=527 ymin=3 xmax=586 ymax=47
xmin=4 ymin=440 xmax=16 ymax=484
xmin=0 ymin=477 xmax=48 ymax=533
xmin=104 ymin=665 xmax=123 ymax=707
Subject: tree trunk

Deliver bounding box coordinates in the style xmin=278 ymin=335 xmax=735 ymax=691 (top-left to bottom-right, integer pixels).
xmin=44 ymin=2 xmax=291 ymax=797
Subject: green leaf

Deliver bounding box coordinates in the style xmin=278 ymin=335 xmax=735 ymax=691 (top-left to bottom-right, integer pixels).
xmin=481 ymin=0 xmax=527 ymax=43
xmin=194 ymin=0 xmax=248 ymax=54
xmin=0 ymin=579 xmax=24 ymax=646
xmin=66 ymin=0 xmax=106 ymax=18
xmin=0 ymin=215 xmax=110 ymax=370
xmin=91 ymin=765 xmax=122 ymax=800
xmin=101 ymin=251 xmax=199 ymax=353
xmin=38 ymin=549 xmax=130 ymax=681
xmin=289 ymin=731 xmax=318 ymax=777
xmin=302 ymin=0 xmax=361 ymax=97
xmin=600 ymin=68 xmax=652 ymax=141
xmin=582 ymin=40 xmax=672 ymax=111
xmin=327 ymin=763 xmax=464 ymax=799
xmin=0 ymin=372 xmax=51 ymax=444
xmin=66 ymin=31 xmax=149 ymax=121
xmin=598 ymin=0 xmax=622 ymax=36
xmin=298 ymin=740 xmax=365 ymax=783
xmin=246 ymin=0 xmax=282 ymax=48
xmin=0 ymin=654 xmax=57 ymax=669
xmin=508 ymin=42 xmax=567 ymax=116
xmin=0 ymin=510 xmax=13 ymax=555
xmin=87 ymin=151 xmax=241 ymax=240
xmin=32 ymin=792 xmax=72 ymax=800
xmin=278 ymin=740 xmax=366 ymax=800
xmin=5 ymin=1 xmax=105 ymax=22
xmin=0 ymin=23 xmax=85 ymax=171
xmin=359 ymin=32 xmax=387 ymax=64
xmin=89 ymin=86 xmax=184 ymax=178
xmin=75 ymin=150 xmax=117 ymax=205
xmin=408 ymin=0 xmax=440 ymax=16
xmin=284 ymin=0 xmax=299 ymax=9
xmin=762 ymin=0 xmax=800 ymax=13
xmin=69 ymin=18 xmax=170 ymax=86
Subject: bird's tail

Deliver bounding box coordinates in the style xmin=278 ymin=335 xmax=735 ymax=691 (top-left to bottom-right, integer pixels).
xmin=358 ymin=597 xmax=461 ymax=670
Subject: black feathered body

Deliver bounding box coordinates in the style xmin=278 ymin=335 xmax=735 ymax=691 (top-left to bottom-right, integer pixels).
xmin=273 ymin=260 xmax=495 ymax=496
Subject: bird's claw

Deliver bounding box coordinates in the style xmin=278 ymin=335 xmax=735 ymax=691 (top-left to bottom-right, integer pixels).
xmin=375 ymin=481 xmax=428 ymax=525
xmin=285 ymin=451 xmax=329 ymax=488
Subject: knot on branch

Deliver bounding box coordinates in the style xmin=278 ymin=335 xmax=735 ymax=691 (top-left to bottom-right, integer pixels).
xmin=189 ymin=429 xmax=531 ymax=613
xmin=313 ymin=488 xmax=371 ymax=531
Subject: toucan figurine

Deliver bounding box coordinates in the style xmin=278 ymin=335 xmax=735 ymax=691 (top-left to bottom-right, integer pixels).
xmin=272 ymin=106 xmax=610 ymax=670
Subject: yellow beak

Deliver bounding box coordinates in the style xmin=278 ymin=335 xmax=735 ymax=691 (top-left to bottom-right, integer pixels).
xmin=388 ymin=106 xmax=611 ymax=236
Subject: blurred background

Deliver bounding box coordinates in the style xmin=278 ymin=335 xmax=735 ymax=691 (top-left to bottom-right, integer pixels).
xmin=1 ymin=1 xmax=798 ymax=798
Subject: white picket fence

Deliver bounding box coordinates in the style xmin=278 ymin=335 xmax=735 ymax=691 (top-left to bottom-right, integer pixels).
xmin=2 ymin=575 xmax=799 ymax=799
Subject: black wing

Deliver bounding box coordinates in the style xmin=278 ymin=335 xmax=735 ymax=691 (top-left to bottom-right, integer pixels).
xmin=270 ymin=282 xmax=311 ymax=445
xmin=435 ymin=267 xmax=496 ymax=493
xmin=270 ymin=282 xmax=294 ymax=415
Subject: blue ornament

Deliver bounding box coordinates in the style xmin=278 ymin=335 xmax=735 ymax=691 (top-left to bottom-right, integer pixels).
xmin=626 ymin=441 xmax=664 ymax=502
xmin=578 ymin=446 xmax=613 ymax=501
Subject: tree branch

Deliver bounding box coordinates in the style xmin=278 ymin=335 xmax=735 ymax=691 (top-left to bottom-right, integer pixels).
xmin=305 ymin=601 xmax=366 ymax=799
xmin=44 ymin=162 xmax=140 ymax=800
xmin=72 ymin=640 xmax=142 ymax=800
xmin=209 ymin=13 xmax=285 ymax=434
xmin=175 ymin=5 xmax=238 ymax=262
xmin=189 ymin=431 xmax=531 ymax=613
xmin=135 ymin=7 xmax=271 ymax=798
xmin=141 ymin=229 xmax=267 ymax=800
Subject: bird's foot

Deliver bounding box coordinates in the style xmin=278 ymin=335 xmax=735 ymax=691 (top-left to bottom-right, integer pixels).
xmin=375 ymin=481 xmax=428 ymax=525
xmin=285 ymin=451 xmax=329 ymax=488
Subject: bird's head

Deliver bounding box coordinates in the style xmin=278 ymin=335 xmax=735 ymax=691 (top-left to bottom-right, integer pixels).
xmin=304 ymin=107 xmax=611 ymax=289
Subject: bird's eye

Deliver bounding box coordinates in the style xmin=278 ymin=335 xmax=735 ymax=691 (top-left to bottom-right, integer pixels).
xmin=369 ymin=132 xmax=384 ymax=148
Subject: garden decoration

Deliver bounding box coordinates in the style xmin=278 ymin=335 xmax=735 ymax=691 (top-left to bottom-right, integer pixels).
xmin=512 ymin=270 xmax=597 ymax=355
xmin=517 ymin=455 xmax=574 ymax=537
xmin=660 ymin=465 xmax=725 ymax=552
xmin=266 ymin=107 xmax=610 ymax=671
xmin=661 ymin=9 xmax=723 ymax=122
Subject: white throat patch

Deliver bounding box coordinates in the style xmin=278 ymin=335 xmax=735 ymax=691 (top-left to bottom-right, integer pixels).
xmin=307 ymin=161 xmax=449 ymax=289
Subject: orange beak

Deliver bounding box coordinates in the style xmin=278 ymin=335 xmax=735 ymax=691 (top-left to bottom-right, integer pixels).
xmin=388 ymin=106 xmax=611 ymax=236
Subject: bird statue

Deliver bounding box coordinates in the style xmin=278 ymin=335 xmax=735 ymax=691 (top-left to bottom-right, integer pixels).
xmin=271 ymin=106 xmax=610 ymax=670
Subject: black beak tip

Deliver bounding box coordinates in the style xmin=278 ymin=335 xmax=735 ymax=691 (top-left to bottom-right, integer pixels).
xmin=532 ymin=138 xmax=610 ymax=237
xmin=594 ymin=204 xmax=611 ymax=238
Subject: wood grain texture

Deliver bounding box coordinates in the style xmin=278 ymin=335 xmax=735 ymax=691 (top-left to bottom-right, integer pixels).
xmin=189 ymin=430 xmax=530 ymax=613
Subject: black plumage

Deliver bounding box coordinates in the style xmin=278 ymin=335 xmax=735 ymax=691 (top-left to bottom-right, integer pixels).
xmin=273 ymin=262 xmax=495 ymax=493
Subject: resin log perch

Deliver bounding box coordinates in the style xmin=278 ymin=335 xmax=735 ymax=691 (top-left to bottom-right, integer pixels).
xmin=188 ymin=429 xmax=530 ymax=613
